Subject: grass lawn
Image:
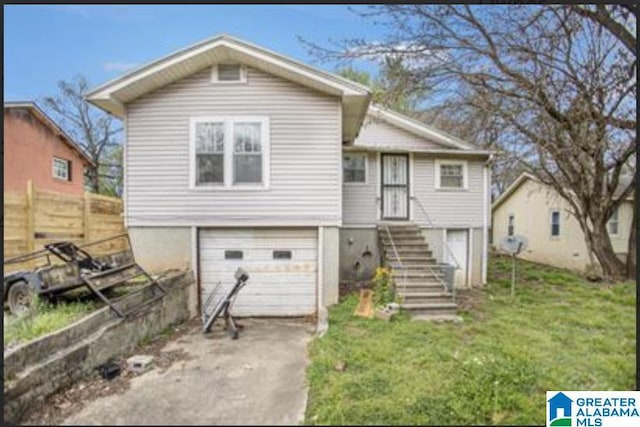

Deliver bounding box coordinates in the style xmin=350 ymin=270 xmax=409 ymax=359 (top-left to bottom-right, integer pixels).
xmin=4 ymin=299 xmax=97 ymax=349
xmin=305 ymin=255 xmax=636 ymax=425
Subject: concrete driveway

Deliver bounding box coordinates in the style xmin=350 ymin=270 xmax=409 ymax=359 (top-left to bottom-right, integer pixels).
xmin=63 ymin=318 xmax=314 ymax=426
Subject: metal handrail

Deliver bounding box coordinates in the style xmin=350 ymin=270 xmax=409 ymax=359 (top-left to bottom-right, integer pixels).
xmin=381 ymin=223 xmax=408 ymax=301
xmin=411 ymin=196 xmax=461 ymax=270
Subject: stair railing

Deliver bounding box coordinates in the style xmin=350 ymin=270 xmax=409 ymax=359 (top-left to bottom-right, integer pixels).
xmin=410 ymin=196 xmax=459 ymax=299
xmin=381 ymin=223 xmax=408 ymax=302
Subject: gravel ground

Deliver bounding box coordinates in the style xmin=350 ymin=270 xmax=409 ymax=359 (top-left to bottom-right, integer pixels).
xmin=20 ymin=317 xmax=199 ymax=426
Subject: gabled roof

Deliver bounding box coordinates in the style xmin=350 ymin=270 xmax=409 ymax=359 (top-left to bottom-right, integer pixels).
xmin=4 ymin=101 xmax=96 ymax=167
xmin=366 ymin=104 xmax=482 ymax=151
xmin=492 ymin=171 xmax=634 ymax=212
xmin=491 ymin=172 xmax=538 ymax=212
xmin=86 ymin=34 xmax=371 ymax=142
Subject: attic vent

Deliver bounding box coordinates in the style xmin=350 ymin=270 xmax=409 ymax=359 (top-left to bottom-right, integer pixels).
xmin=213 ymin=64 xmax=245 ymax=82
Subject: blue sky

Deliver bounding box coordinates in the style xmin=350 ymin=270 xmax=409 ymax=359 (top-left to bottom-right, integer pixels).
xmin=4 ymin=4 xmax=386 ymax=102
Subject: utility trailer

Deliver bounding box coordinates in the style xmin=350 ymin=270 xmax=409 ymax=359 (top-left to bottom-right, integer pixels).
xmin=3 ymin=233 xmax=166 ymax=317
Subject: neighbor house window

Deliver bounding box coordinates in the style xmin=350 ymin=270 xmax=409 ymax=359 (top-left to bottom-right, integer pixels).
xmin=551 ymin=210 xmax=561 ymax=237
xmin=608 ymin=207 xmax=619 ymax=235
xmin=211 ymin=64 xmax=246 ymax=83
xmin=508 ymin=214 xmax=515 ymax=236
xmin=190 ymin=117 xmax=269 ymax=189
xmin=52 ymin=157 xmax=71 ymax=181
xmin=435 ymin=160 xmax=468 ymax=190
xmin=343 ymin=153 xmax=367 ymax=183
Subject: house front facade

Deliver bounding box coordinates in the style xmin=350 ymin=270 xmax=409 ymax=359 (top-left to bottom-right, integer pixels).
xmin=3 ymin=102 xmax=94 ymax=195
xmin=492 ymin=172 xmax=633 ymax=272
xmin=87 ymin=35 xmax=492 ymax=318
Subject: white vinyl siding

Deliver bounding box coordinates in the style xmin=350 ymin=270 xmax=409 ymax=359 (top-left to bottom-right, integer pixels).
xmin=413 ymin=155 xmax=485 ymax=228
xmin=199 ymin=228 xmax=317 ymax=316
xmin=126 ymin=66 xmax=341 ymax=227
xmin=342 ymin=152 xmax=378 ymax=226
xmin=353 ymin=116 xmax=453 ymax=150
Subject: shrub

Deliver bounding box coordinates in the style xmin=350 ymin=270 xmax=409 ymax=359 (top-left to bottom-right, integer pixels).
xmin=372 ymin=266 xmax=395 ymax=306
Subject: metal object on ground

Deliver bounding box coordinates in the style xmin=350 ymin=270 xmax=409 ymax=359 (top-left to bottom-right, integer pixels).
xmin=2 ymin=233 xmax=166 ymax=317
xmin=202 ymin=267 xmax=249 ymax=339
xmin=499 ymin=235 xmax=529 ymax=297
xmin=97 ymin=361 xmax=121 ymax=381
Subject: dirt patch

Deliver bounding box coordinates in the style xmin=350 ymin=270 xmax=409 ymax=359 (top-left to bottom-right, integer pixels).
xmin=339 ymin=281 xmax=372 ymax=300
xmin=456 ymin=288 xmax=486 ymax=319
xmin=21 ymin=317 xmax=199 ymax=426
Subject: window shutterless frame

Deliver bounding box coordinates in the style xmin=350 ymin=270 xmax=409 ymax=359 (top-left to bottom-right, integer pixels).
xmin=189 ymin=116 xmax=270 ymax=191
xmin=343 ymin=152 xmax=368 ymax=184
xmin=435 ymin=159 xmax=468 ymax=190
xmin=52 ymin=157 xmax=70 ymax=181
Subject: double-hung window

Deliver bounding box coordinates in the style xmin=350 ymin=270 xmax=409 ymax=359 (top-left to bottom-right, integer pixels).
xmin=52 ymin=157 xmax=71 ymax=181
xmin=435 ymin=160 xmax=468 ymax=190
xmin=191 ymin=117 xmax=269 ymax=189
xmin=343 ymin=153 xmax=367 ymax=184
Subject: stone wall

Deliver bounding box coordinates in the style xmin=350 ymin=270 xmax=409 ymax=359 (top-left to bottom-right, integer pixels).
xmin=3 ymin=269 xmax=195 ymax=424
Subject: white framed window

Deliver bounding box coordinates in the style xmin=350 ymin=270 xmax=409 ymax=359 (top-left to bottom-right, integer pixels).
xmin=550 ymin=209 xmax=561 ymax=237
xmin=343 ymin=153 xmax=367 ymax=184
xmin=435 ymin=159 xmax=468 ymax=190
xmin=210 ymin=63 xmax=247 ymax=83
xmin=508 ymin=214 xmax=515 ymax=236
xmin=608 ymin=207 xmax=619 ymax=235
xmin=52 ymin=157 xmax=70 ymax=181
xmin=189 ymin=116 xmax=269 ymax=190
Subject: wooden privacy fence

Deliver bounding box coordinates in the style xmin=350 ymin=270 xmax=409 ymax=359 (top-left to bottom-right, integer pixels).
xmin=4 ymin=180 xmax=126 ymax=272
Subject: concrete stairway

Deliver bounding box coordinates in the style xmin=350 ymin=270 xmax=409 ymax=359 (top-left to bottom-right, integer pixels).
xmin=377 ymin=223 xmax=458 ymax=319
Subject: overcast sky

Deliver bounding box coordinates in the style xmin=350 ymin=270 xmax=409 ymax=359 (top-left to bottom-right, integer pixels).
xmin=4 ymin=4 xmax=385 ymax=102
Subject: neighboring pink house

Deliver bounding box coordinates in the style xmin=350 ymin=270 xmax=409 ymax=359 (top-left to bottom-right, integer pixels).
xmin=4 ymin=102 xmax=94 ymax=195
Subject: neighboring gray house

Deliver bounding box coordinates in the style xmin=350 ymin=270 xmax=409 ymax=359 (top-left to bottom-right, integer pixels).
xmin=87 ymin=35 xmax=492 ymax=319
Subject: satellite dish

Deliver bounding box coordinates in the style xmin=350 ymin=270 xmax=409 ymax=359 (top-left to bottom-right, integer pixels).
xmin=500 ymin=235 xmax=528 ymax=255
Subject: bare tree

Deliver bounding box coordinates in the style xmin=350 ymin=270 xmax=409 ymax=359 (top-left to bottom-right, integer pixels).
xmin=42 ymin=75 xmax=122 ymax=194
xmin=304 ymin=5 xmax=636 ymax=279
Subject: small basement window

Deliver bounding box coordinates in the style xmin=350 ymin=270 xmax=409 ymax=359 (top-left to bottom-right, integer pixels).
xmin=225 ymin=250 xmax=243 ymax=260
xmin=273 ymin=250 xmax=292 ymax=260
xmin=211 ymin=64 xmax=246 ymax=83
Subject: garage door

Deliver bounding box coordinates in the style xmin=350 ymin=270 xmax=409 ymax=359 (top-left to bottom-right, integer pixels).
xmin=199 ymin=228 xmax=317 ymax=316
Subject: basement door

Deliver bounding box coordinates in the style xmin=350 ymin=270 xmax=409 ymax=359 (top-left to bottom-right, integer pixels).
xmin=381 ymin=153 xmax=409 ymax=220
xmin=198 ymin=228 xmax=317 ymax=317
xmin=445 ymin=229 xmax=468 ymax=287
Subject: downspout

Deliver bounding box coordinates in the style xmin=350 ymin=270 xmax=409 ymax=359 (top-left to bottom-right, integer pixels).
xmin=482 ymin=154 xmax=493 ymax=285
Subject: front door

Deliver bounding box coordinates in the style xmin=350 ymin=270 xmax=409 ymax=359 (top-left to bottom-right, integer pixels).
xmin=381 ymin=153 xmax=409 ymax=220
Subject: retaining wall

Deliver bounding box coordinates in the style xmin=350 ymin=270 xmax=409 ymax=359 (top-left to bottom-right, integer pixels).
xmin=3 ymin=269 xmax=195 ymax=424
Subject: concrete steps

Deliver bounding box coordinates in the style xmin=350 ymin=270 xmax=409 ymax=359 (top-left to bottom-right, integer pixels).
xmin=378 ymin=222 xmax=458 ymax=319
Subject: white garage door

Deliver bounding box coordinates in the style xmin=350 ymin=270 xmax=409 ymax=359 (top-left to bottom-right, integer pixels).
xmin=199 ymin=228 xmax=317 ymax=316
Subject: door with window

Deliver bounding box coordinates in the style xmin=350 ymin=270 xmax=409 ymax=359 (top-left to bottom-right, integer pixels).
xmin=381 ymin=153 xmax=409 ymax=220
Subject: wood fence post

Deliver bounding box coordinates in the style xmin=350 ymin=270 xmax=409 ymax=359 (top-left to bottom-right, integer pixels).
xmin=84 ymin=191 xmax=92 ymax=244
xmin=26 ymin=180 xmax=36 ymax=264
